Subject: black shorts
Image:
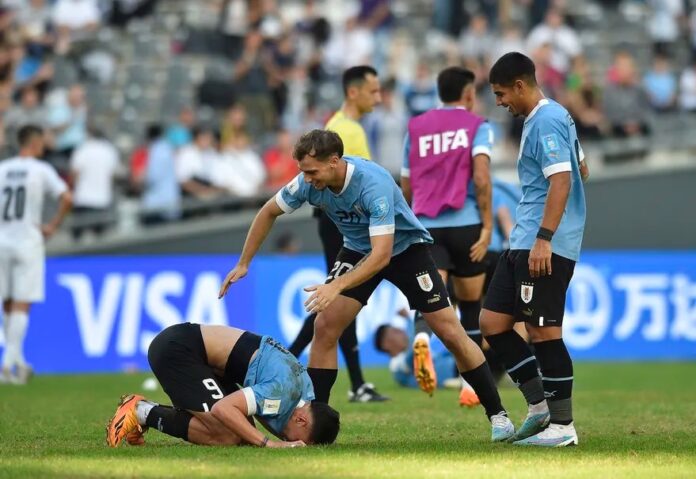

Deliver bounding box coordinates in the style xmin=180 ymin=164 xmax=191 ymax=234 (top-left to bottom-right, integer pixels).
xmin=429 ymin=225 xmax=488 ymax=277
xmin=483 ymin=250 xmax=502 ymax=294
xmin=483 ymin=249 xmax=576 ymax=327
xmin=328 ymin=243 xmax=451 ymax=313
xmin=147 ymin=323 xmax=261 ymax=411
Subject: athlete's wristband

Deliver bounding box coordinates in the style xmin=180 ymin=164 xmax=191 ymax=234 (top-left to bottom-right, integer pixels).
xmin=261 ymin=436 xmax=269 ymax=447
xmin=536 ymin=227 xmax=554 ymax=242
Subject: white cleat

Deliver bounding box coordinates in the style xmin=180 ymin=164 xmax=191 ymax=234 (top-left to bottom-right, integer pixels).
xmin=491 ymin=413 xmax=515 ymax=442
xmin=513 ymin=422 xmax=579 ymax=447
xmin=15 ymin=364 xmax=33 ymax=385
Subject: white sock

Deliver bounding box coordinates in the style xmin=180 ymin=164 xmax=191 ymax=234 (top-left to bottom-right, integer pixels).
xmin=8 ymin=311 xmax=29 ymax=367
xmin=414 ymin=332 xmax=430 ymax=344
xmin=529 ymin=399 xmax=549 ymax=415
xmin=136 ymin=400 xmax=157 ymax=426
xmin=2 ymin=313 xmax=16 ymax=370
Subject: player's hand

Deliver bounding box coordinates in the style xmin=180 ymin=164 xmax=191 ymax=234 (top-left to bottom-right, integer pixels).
xmin=528 ymin=239 xmax=552 ymax=278
xmin=267 ymin=440 xmax=306 ymax=448
xmin=41 ymin=223 xmax=58 ymax=239
xmin=218 ymin=264 xmax=249 ymax=298
xmin=469 ymin=227 xmax=491 ymax=263
xmin=579 ymin=160 xmax=590 ymax=183
xmin=303 ymin=282 xmax=340 ymax=314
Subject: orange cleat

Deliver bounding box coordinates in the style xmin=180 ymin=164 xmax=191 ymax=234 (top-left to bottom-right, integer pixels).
xmin=125 ymin=426 xmax=148 ymax=446
xmin=413 ymin=336 xmax=437 ymax=396
xmin=458 ymin=387 xmax=480 ymax=408
xmin=106 ymin=394 xmax=145 ymax=447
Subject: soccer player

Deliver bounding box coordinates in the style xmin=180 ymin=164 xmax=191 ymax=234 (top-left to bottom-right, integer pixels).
xmin=0 ymin=125 xmax=72 ymax=384
xmin=220 ymin=129 xmax=515 ymax=441
xmin=106 ymin=323 xmax=340 ymax=448
xmin=400 ymin=67 xmax=494 ymax=406
xmin=288 ymin=65 xmax=388 ymax=402
xmin=482 ymin=52 xmax=589 ymax=447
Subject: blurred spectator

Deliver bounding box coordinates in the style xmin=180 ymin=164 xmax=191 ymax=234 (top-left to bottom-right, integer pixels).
xmin=490 ymin=24 xmax=526 ymax=63
xmin=679 ymin=59 xmax=696 ymax=112
xmin=356 ymin=0 xmax=394 ymax=71
xmin=531 ymin=43 xmax=565 ymax=100
xmin=643 ymin=54 xmax=677 ymax=112
xmin=175 ymin=126 xmax=225 ymax=199
xmin=141 ymin=127 xmax=181 ymax=225
xmin=215 ymin=133 xmax=266 ymax=197
xmin=459 ymin=14 xmax=494 ymax=67
xmin=108 ymin=0 xmax=158 ymax=28
xmin=365 ymin=78 xmax=406 ymax=177
xmin=220 ymin=103 xmax=248 ymax=146
xmin=647 ymin=0 xmax=683 ymax=57
xmin=4 ymin=86 xmax=47 ymax=140
xmin=265 ymin=32 xmax=295 ymax=118
xmin=128 ymin=124 xmax=161 ymax=195
xmin=603 ymin=51 xmax=651 ymax=138
xmin=323 ymin=18 xmax=375 ymax=74
xmin=263 ymin=128 xmax=297 ymax=190
xmin=52 ymin=0 xmax=101 ymax=54
xmin=47 ymin=84 xmax=88 ymax=158
xmin=10 ymin=38 xmax=53 ymax=93
xmin=15 ymin=0 xmax=54 ymax=57
xmin=69 ymin=126 xmax=121 ymax=240
xmin=432 ymin=0 xmax=467 ymax=37
xmin=526 ymin=8 xmax=581 ymax=74
xmin=233 ymin=29 xmax=275 ymax=134
xmin=401 ymin=61 xmax=438 ymax=117
xmin=565 ymin=56 xmax=606 ymax=140
xmin=165 ymin=106 xmax=195 ymax=149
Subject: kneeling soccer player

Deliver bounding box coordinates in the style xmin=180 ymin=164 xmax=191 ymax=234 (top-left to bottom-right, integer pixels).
xmin=106 ymin=323 xmax=340 ymax=448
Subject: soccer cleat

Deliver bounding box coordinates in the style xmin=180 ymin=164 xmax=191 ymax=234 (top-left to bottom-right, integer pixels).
xmin=458 ymin=387 xmax=480 ymax=408
xmin=513 ymin=422 xmax=578 ymax=447
xmin=106 ymin=394 xmax=145 ymax=447
xmin=15 ymin=364 xmax=33 ymax=385
xmin=0 ymin=367 xmax=15 ymax=384
xmin=348 ymin=383 xmax=390 ymax=402
xmin=490 ymin=413 xmax=515 ymax=442
xmin=126 ymin=426 xmax=148 ymax=446
xmin=508 ymin=408 xmax=550 ymax=442
xmin=412 ymin=336 xmax=437 ymax=396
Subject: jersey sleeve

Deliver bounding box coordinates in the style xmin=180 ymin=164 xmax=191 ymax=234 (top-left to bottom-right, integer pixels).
xmin=401 ymin=132 xmax=411 ymax=178
xmin=364 ymin=182 xmax=395 ymax=237
xmin=241 ymin=380 xmax=283 ymax=417
xmin=536 ymin=117 xmax=572 ymax=178
xmin=274 ymin=174 xmax=307 ymax=213
xmin=472 ymin=122 xmax=495 ymax=158
xmin=42 ymin=164 xmax=68 ymax=199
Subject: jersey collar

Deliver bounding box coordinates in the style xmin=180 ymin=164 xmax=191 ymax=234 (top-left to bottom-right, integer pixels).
xmin=335 ymin=160 xmax=355 ymax=196
xmin=525 ymin=98 xmax=549 ymax=123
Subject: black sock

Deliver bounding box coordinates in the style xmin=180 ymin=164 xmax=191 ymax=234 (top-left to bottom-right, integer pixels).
xmin=413 ymin=311 xmax=432 ymax=337
xmin=288 ymin=313 xmax=316 ymax=357
xmin=458 ymin=300 xmax=482 ymax=347
xmin=460 ymin=362 xmax=505 ymax=419
xmin=307 ymin=367 xmax=338 ymax=403
xmin=145 ymin=406 xmax=193 ymax=441
xmin=338 ymin=320 xmax=365 ymax=392
xmin=485 ymin=330 xmax=544 ymax=405
xmin=534 ymin=339 xmax=574 ymax=425
xmin=483 ymin=347 xmax=506 ymax=384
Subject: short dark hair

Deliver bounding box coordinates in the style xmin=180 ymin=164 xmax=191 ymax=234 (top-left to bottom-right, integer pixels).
xmin=293 ymin=129 xmax=344 ymax=161
xmin=17 ymin=125 xmax=43 ymax=147
xmin=342 ymin=65 xmax=378 ymax=96
xmin=373 ymin=324 xmax=390 ymax=353
xmin=309 ymin=402 xmax=340 ymax=445
xmin=489 ymin=52 xmax=537 ymax=87
xmin=437 ymin=67 xmax=476 ymax=103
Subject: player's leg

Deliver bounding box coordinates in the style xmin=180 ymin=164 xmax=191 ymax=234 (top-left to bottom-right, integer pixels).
xmin=288 ymin=313 xmax=315 ymax=357
xmin=0 ymin=299 xmax=12 ymax=383
xmin=513 ymin=253 xmax=578 ymax=447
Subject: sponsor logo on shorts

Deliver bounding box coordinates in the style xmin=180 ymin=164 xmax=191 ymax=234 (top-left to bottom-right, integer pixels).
xmin=416 ymin=273 xmax=433 ymax=292
xmin=521 ymin=282 xmax=534 ymax=304
xmin=427 ymin=293 xmax=441 ymax=304
xmin=522 ymin=308 xmax=533 ymax=317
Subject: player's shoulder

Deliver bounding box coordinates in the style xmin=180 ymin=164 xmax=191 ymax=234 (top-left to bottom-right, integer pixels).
xmin=348 ymin=155 xmax=390 ymax=180
xmin=538 ymin=100 xmax=571 ymax=123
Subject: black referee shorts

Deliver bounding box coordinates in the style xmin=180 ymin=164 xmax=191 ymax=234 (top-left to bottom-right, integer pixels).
xmin=483 ymin=249 xmax=575 ymax=327
xmin=327 ymin=243 xmax=451 ymax=313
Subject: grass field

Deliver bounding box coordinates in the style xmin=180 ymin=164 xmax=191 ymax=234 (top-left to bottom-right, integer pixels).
xmin=1 ymin=363 xmax=695 ymax=478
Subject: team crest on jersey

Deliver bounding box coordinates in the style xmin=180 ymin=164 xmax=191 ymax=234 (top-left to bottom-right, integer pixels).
xmin=521 ymin=282 xmax=534 ymax=304
xmin=417 ymin=273 xmax=434 ymax=292
xmin=542 ymin=134 xmax=559 ymax=153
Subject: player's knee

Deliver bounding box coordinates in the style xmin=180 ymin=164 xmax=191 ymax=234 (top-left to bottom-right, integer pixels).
xmin=313 ymin=314 xmax=341 ymax=345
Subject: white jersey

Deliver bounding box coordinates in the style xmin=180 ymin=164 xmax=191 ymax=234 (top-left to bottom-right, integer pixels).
xmin=0 ymin=156 xmax=68 ymax=245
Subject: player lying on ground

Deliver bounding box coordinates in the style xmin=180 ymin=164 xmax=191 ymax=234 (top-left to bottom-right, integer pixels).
xmin=106 ymin=323 xmax=340 ymax=448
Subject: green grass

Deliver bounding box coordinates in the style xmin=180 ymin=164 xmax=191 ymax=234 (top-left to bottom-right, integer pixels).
xmin=1 ymin=363 xmax=695 ymax=478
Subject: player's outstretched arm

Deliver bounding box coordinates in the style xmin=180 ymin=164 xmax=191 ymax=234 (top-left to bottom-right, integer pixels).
xmin=210 ymin=391 xmax=305 ymax=448
xmin=219 ymin=198 xmax=285 ymax=298
xmin=42 ymin=190 xmax=72 ymax=239
xmin=304 ymin=234 xmax=393 ymax=314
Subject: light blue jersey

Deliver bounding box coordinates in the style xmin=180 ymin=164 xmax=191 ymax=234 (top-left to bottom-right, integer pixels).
xmin=402 ymin=114 xmax=495 ymax=229
xmin=510 ymin=99 xmax=586 ymax=261
xmin=490 ymin=179 xmax=521 ymax=252
xmin=242 ymin=336 xmax=315 ymax=438
xmin=276 ymin=156 xmax=432 ymax=256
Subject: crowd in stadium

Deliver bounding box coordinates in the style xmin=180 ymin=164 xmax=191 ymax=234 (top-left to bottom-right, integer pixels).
xmin=0 ymin=0 xmax=695 ymax=239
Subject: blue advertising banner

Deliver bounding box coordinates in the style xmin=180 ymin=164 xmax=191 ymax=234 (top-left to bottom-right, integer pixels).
xmin=0 ymin=252 xmax=694 ymax=374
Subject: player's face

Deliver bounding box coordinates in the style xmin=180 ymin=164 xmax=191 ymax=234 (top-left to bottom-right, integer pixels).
xmin=284 ymin=403 xmax=313 ymax=444
xmin=491 ymin=82 xmax=521 ymax=117
xmin=298 ymin=155 xmax=339 ymax=190
xmin=353 ymin=74 xmax=382 ymax=115
xmin=31 ymin=134 xmax=46 ymax=157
